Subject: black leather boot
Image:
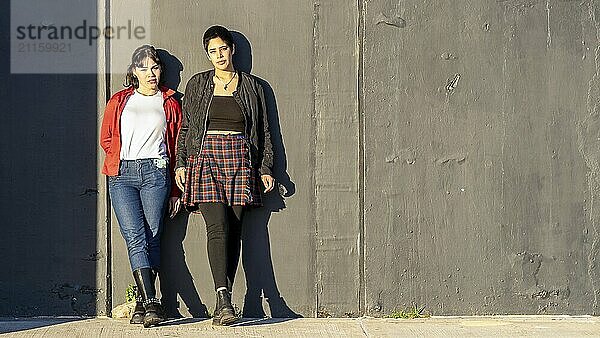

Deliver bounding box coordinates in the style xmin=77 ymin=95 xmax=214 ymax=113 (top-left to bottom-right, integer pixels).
xmin=133 ymin=268 xmax=165 ymax=328
xmin=129 ymin=288 xmax=144 ymax=324
xmin=212 ymin=289 xmax=236 ymax=326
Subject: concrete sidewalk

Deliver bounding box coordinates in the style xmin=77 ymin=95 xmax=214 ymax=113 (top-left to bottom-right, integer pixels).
xmin=1 ymin=316 xmax=599 ymax=337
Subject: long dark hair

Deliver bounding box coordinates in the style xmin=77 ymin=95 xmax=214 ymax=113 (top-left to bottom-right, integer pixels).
xmin=124 ymin=45 xmax=163 ymax=88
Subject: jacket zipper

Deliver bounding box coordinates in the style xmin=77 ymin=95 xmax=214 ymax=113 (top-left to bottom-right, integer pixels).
xmin=233 ymin=90 xmax=252 ymax=166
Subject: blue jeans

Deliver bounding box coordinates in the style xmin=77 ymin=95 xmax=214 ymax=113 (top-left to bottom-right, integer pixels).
xmin=108 ymin=159 xmax=170 ymax=272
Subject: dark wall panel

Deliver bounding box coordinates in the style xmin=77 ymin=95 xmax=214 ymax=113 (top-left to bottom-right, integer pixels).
xmin=0 ymin=2 xmax=100 ymax=316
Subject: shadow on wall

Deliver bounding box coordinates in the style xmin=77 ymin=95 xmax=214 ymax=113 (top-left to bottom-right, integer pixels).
xmin=156 ymin=49 xmax=210 ymax=318
xmin=160 ymin=213 xmax=210 ymax=318
xmin=232 ymin=31 xmax=300 ymax=318
xmin=157 ymin=49 xmax=184 ymax=101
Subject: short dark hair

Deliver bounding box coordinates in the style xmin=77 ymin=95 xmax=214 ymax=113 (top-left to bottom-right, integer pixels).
xmin=202 ymin=25 xmax=234 ymax=53
xmin=124 ymin=45 xmax=163 ymax=88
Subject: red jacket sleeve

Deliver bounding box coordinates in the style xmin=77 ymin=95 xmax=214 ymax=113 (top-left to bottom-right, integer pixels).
xmin=100 ymin=95 xmax=118 ymax=154
xmin=167 ymin=98 xmax=183 ymax=198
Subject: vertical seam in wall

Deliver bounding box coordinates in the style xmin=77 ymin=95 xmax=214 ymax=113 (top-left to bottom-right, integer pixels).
xmin=311 ymin=0 xmax=319 ymax=318
xmin=104 ymin=0 xmax=112 ymax=317
xmin=357 ymin=0 xmax=366 ymax=315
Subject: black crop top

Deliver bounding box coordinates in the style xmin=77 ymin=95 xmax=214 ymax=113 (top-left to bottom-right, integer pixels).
xmin=207 ymin=96 xmax=245 ymax=132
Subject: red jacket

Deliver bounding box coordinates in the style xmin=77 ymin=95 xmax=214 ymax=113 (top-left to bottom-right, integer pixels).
xmin=100 ymin=86 xmax=182 ymax=198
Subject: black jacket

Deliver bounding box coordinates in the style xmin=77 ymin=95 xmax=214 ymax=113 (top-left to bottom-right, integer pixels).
xmin=176 ymin=70 xmax=273 ymax=175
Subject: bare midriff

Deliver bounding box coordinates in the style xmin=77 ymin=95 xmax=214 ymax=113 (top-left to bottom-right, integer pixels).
xmin=205 ymin=130 xmax=243 ymax=135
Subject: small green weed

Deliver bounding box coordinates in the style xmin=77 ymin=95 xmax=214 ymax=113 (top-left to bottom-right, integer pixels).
xmin=385 ymin=305 xmax=430 ymax=319
xmin=125 ymin=284 xmax=137 ymax=303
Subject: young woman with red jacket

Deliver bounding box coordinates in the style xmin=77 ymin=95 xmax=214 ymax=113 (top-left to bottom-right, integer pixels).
xmin=100 ymin=45 xmax=182 ymax=328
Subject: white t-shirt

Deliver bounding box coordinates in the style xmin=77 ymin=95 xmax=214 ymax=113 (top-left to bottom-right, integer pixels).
xmin=120 ymin=90 xmax=167 ymax=160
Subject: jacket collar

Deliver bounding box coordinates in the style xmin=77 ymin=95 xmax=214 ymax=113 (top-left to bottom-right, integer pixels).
xmin=159 ymin=85 xmax=176 ymax=99
xmin=204 ymin=69 xmax=246 ymax=91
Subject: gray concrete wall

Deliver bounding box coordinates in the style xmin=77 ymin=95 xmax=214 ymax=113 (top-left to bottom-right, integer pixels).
xmin=362 ymin=0 xmax=597 ymax=315
xmin=3 ymin=0 xmax=600 ymax=317
xmin=106 ymin=0 xmax=600 ymax=317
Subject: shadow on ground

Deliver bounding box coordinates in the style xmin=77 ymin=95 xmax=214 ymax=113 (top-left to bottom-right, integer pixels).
xmin=0 ymin=318 xmax=88 ymax=334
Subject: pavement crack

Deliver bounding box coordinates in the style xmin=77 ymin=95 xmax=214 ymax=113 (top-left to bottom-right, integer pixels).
xmin=359 ymin=318 xmax=369 ymax=337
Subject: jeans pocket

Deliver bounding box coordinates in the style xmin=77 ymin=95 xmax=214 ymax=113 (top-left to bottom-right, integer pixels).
xmin=152 ymin=160 xmax=169 ymax=181
xmin=157 ymin=167 xmax=168 ymax=180
xmin=108 ymin=175 xmax=120 ymax=186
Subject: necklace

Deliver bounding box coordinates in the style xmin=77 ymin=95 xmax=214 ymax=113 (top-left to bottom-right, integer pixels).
xmin=214 ymin=71 xmax=237 ymax=90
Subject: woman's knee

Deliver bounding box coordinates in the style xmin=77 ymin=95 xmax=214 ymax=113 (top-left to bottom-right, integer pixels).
xmin=206 ymin=221 xmax=228 ymax=241
xmin=199 ymin=203 xmax=229 ymax=240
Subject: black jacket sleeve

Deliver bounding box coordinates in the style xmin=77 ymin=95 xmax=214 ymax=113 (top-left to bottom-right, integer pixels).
xmin=256 ymin=83 xmax=274 ymax=176
xmin=176 ymin=76 xmax=197 ymax=169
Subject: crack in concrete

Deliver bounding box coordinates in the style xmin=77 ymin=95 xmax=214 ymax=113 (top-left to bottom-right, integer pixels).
xmin=359 ymin=318 xmax=369 ymax=337
xmin=374 ymin=12 xmax=406 ymax=28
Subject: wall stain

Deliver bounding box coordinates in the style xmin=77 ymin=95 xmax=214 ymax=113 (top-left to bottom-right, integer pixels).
xmin=78 ymin=188 xmax=98 ymax=197
xmin=51 ymin=283 xmax=100 ymax=315
xmin=82 ymin=251 xmax=102 ymax=262
xmin=538 ymin=301 xmax=559 ymax=313
xmin=446 ymin=73 xmax=461 ymax=92
xmin=497 ymin=0 xmax=537 ymax=9
xmin=374 ymin=12 xmax=406 ymax=28
xmin=385 ymin=148 xmax=416 ymax=164
xmin=440 ymin=52 xmax=459 ymax=61
xmin=531 ymin=287 xmax=570 ymax=300
xmin=518 ymin=252 xmax=542 ymax=286
xmin=435 ymin=153 xmax=467 ymax=165
xmin=515 ymin=252 xmax=571 ymax=308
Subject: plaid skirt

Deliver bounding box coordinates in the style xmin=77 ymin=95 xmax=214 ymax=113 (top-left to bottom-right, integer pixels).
xmin=182 ymin=134 xmax=262 ymax=211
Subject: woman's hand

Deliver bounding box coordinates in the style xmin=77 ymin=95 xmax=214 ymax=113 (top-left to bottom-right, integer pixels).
xmin=175 ymin=167 xmax=186 ymax=192
xmin=261 ymin=174 xmax=275 ymax=193
xmin=168 ymin=197 xmax=181 ymax=219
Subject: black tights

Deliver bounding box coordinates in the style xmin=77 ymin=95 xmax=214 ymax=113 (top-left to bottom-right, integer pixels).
xmin=198 ymin=202 xmax=244 ymax=291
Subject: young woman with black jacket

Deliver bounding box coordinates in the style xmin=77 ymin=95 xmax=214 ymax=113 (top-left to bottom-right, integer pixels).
xmin=174 ymin=25 xmax=275 ymax=326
